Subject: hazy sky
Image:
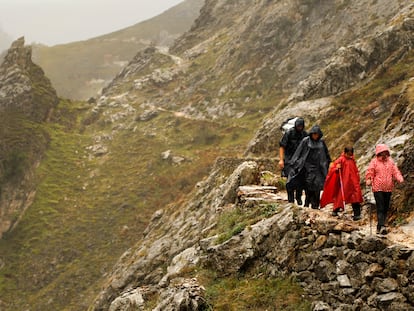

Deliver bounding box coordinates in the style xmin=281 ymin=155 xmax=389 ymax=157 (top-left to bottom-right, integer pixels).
xmin=0 ymin=0 xmax=184 ymax=46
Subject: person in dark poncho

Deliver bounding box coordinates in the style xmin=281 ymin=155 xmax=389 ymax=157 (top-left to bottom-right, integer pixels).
xmin=286 ymin=125 xmax=331 ymax=209
xmin=279 ymin=117 xmax=308 ymax=205
xmin=320 ymin=146 xmax=363 ymax=220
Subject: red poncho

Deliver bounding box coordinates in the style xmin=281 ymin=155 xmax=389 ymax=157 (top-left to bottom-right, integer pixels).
xmin=320 ymin=153 xmax=363 ymax=210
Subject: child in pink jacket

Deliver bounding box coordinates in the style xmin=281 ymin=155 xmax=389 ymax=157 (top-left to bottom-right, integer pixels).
xmin=365 ymin=144 xmax=404 ymax=235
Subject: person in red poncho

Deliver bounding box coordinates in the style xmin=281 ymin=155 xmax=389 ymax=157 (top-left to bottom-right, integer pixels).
xmin=320 ymin=146 xmax=363 ymax=220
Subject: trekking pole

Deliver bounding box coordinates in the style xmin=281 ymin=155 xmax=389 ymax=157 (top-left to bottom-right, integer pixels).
xmin=338 ymin=169 xmax=346 ymax=211
xmin=369 ymin=186 xmax=373 ymax=236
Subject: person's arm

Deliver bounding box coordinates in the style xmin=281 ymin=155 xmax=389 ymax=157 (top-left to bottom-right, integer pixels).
xmin=334 ymin=156 xmax=343 ymax=170
xmin=279 ymin=146 xmax=285 ymax=169
xmin=393 ymin=163 xmax=404 ymax=184
xmin=365 ymin=159 xmax=375 ymax=186
xmin=279 ymin=132 xmax=289 ymax=169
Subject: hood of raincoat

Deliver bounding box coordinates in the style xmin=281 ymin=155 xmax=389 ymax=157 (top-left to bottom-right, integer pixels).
xmin=308 ymin=125 xmax=323 ymax=139
xmin=375 ymin=144 xmax=390 ymax=155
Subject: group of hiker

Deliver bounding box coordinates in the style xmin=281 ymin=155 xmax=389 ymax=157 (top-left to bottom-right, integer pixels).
xmin=279 ymin=117 xmax=404 ymax=235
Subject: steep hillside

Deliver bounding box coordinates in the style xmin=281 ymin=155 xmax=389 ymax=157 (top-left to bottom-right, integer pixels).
xmin=32 ymin=0 xmax=204 ymax=100
xmin=0 ymin=0 xmax=414 ymax=311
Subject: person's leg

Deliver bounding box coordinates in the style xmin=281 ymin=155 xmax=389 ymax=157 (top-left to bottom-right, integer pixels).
xmin=295 ymin=187 xmax=303 ymax=205
xmin=374 ymin=192 xmax=386 ymax=233
xmin=308 ymin=190 xmax=319 ymax=209
xmin=287 ymin=189 xmax=294 ymax=203
xmin=382 ymin=192 xmax=392 ymax=232
xmin=306 ymin=191 xmax=314 ymax=208
xmin=352 ymin=203 xmax=361 ymax=220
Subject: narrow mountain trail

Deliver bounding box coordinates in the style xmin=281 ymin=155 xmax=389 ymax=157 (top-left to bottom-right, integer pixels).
xmin=278 ymin=190 xmax=414 ymax=248
xmin=156 ymin=45 xmax=186 ymax=67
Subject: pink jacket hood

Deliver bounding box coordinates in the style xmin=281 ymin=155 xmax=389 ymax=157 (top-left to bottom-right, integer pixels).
xmin=375 ymin=144 xmax=390 ymax=155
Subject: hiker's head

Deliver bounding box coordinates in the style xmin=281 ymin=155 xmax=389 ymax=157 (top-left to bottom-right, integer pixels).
xmin=344 ymin=146 xmax=354 ymax=158
xmin=309 ymin=125 xmax=323 ymax=140
xmin=294 ymin=117 xmax=305 ymax=132
xmin=375 ymin=144 xmax=390 ymax=161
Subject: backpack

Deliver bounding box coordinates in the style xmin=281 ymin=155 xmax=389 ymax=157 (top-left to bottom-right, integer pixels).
xmin=280 ymin=117 xmax=299 ymax=134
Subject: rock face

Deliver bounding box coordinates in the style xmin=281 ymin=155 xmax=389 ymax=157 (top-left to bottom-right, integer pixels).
xmin=246 ymin=6 xmax=414 ymax=156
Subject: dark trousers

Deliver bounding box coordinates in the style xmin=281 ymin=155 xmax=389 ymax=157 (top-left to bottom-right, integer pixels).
xmin=352 ymin=203 xmax=361 ymax=217
xmin=307 ymin=190 xmax=320 ymax=209
xmin=374 ymin=191 xmax=392 ymax=230
xmin=287 ymin=188 xmax=304 ymax=203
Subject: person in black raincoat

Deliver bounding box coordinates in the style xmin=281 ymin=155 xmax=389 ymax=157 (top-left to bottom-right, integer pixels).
xmin=286 ymin=125 xmax=331 ymax=209
xmin=279 ymin=117 xmax=308 ymax=205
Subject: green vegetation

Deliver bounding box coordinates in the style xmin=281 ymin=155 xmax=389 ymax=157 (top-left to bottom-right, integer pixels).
xmin=203 ymin=274 xmax=311 ymax=311
xmin=0 ymin=110 xmax=49 ymax=190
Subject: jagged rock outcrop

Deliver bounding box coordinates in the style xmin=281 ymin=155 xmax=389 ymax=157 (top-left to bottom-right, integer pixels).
xmin=0 ymin=37 xmax=58 ymax=121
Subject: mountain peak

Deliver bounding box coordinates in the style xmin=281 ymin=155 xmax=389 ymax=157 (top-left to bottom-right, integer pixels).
xmin=0 ymin=36 xmax=58 ymax=122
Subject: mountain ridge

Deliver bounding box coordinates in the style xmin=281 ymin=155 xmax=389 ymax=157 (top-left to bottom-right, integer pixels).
xmin=30 ymin=0 xmax=204 ymax=100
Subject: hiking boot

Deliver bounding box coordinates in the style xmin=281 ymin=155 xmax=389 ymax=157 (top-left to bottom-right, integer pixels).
xmin=380 ymin=227 xmax=388 ymax=235
xmin=332 ymin=210 xmax=339 ymax=217
xmin=353 ymin=215 xmax=361 ymax=221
